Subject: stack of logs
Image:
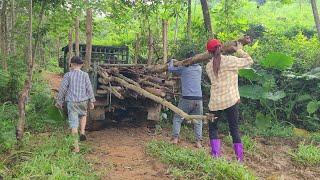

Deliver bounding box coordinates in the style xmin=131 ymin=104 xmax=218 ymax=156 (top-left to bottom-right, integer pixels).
xmin=96 ymin=64 xmax=211 ymax=121
xmin=97 ymin=64 xmax=177 ymax=99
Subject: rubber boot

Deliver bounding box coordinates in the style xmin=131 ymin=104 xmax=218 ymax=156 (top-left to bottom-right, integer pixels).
xmin=233 ymin=143 xmax=244 ymax=162
xmin=210 ymin=139 xmax=221 ymax=158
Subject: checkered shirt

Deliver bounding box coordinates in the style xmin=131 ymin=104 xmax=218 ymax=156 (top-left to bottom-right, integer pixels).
xmin=206 ymin=49 xmax=253 ymax=111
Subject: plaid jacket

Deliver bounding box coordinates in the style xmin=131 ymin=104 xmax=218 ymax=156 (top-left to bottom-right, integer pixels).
xmin=206 ymin=49 xmax=253 ymax=111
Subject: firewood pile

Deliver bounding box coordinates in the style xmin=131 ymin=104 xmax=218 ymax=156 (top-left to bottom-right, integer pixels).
xmin=96 ymin=64 xmax=212 ymax=121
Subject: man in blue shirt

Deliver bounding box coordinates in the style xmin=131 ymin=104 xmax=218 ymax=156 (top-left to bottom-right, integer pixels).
xmin=168 ymin=51 xmax=203 ymax=148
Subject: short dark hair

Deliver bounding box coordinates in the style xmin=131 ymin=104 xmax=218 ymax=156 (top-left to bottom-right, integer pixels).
xmin=70 ymin=56 xmax=83 ymax=64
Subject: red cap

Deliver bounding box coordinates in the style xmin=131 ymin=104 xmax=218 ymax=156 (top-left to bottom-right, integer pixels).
xmin=206 ymin=39 xmax=221 ymax=53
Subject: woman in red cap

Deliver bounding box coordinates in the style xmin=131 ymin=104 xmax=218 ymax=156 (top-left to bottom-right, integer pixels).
xmin=205 ymin=39 xmax=253 ymax=162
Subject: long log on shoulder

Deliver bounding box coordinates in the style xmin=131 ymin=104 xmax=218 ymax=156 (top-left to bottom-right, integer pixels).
xmin=146 ymin=52 xmax=213 ymax=73
xmin=111 ymin=76 xmax=209 ymax=121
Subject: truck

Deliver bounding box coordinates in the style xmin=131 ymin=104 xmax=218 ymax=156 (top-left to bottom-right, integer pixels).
xmin=60 ymin=44 xmax=162 ymax=130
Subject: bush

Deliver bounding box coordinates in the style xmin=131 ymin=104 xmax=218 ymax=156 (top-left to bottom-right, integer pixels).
xmin=0 ymin=102 xmax=18 ymax=153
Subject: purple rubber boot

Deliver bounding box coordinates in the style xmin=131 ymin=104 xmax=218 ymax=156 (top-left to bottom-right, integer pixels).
xmin=210 ymin=139 xmax=221 ymax=158
xmin=233 ymin=143 xmax=244 ymax=162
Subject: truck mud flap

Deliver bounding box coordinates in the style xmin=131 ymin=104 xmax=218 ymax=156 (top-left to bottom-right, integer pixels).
xmin=147 ymin=104 xmax=161 ymax=121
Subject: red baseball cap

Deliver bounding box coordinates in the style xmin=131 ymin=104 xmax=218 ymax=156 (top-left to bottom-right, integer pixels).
xmin=206 ymin=39 xmax=221 ymax=53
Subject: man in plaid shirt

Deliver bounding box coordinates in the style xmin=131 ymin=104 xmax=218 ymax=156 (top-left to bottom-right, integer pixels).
xmin=56 ymin=56 xmax=95 ymax=153
xmin=206 ymin=39 xmax=253 ymax=162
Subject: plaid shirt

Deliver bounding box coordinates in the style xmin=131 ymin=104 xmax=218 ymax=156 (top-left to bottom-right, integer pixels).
xmin=206 ymin=49 xmax=253 ymax=111
xmin=57 ymin=69 xmax=96 ymax=106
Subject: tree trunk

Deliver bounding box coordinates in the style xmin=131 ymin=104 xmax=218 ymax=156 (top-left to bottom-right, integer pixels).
xmin=31 ymin=0 xmax=46 ymax=64
xmin=84 ymin=1 xmax=93 ymax=71
xmin=200 ymin=0 xmax=213 ymax=38
xmin=186 ymin=0 xmax=192 ymax=40
xmin=68 ymin=29 xmax=73 ymax=67
xmin=174 ymin=15 xmax=179 ymax=45
xmin=134 ymin=33 xmax=140 ymax=64
xmin=147 ymin=24 xmax=153 ymax=66
xmin=1 ymin=1 xmax=8 ymax=70
xmin=75 ymin=16 xmax=80 ymax=56
xmin=16 ymin=0 xmax=33 ymax=141
xmin=162 ymin=19 xmax=168 ymax=65
xmin=10 ymin=0 xmax=16 ymax=54
xmin=311 ymin=0 xmax=320 ymax=39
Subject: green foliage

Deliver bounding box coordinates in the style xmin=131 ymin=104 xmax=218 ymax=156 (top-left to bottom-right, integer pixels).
xmin=310 ymin=132 xmax=320 ymax=143
xmin=290 ymin=143 xmax=320 ymax=166
xmin=224 ymin=135 xmax=257 ymax=153
xmin=260 ymin=52 xmax=294 ymax=70
xmin=306 ymin=101 xmax=320 ymax=114
xmin=2 ymin=132 xmax=97 ymax=179
xmin=146 ymin=140 xmax=256 ymax=180
xmin=27 ymin=73 xmax=66 ymax=132
xmin=0 ymin=102 xmax=18 ymax=153
xmin=241 ymin=122 xmax=294 ymax=138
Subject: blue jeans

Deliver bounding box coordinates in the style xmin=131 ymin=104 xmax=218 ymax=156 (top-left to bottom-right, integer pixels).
xmin=172 ymin=98 xmax=203 ymax=141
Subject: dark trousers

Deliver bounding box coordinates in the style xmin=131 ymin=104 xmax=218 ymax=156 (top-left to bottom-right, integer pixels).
xmin=209 ymin=104 xmax=241 ymax=143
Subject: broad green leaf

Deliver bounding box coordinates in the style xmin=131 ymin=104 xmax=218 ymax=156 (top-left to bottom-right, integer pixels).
xmin=260 ymin=52 xmax=294 ymax=71
xmin=239 ymin=68 xmax=262 ymax=81
xmin=239 ymin=85 xmax=264 ymax=100
xmin=262 ymin=91 xmax=286 ymax=101
xmin=307 ymin=101 xmax=319 ymax=114
xmin=255 ymin=112 xmax=272 ymax=130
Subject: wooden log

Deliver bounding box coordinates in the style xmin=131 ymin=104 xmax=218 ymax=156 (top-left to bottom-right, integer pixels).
xmin=146 ymin=52 xmax=213 ymax=73
xmin=99 ymin=85 xmax=124 ymax=99
xmin=139 ymin=80 xmax=171 ymax=92
xmin=110 ymin=76 xmax=209 ymax=121
xmin=144 ymin=87 xmax=166 ymax=97
xmin=100 ymin=64 xmax=146 ymax=68
xmin=141 ymin=75 xmax=176 ymax=87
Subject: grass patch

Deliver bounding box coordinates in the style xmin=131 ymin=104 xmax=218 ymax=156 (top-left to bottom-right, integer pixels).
xmin=224 ymin=135 xmax=257 ymax=153
xmin=309 ymin=132 xmax=320 ymax=143
xmin=146 ymin=140 xmax=256 ymax=180
xmin=1 ymin=132 xmax=98 ymax=179
xmin=290 ymin=143 xmax=320 ymax=166
xmin=241 ymin=122 xmax=294 ymax=138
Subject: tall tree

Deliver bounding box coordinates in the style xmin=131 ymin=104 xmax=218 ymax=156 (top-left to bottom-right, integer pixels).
xmin=162 ymin=19 xmax=168 ymax=65
xmin=16 ymin=0 xmax=33 ymax=141
xmin=147 ymin=24 xmax=153 ymax=66
xmin=68 ymin=28 xmax=73 ymax=67
xmin=186 ymin=0 xmax=192 ymax=40
xmin=75 ymin=16 xmax=80 ymax=56
xmin=84 ymin=0 xmax=93 ymax=71
xmin=311 ymin=0 xmax=320 ymax=39
xmin=200 ymin=0 xmax=213 ymax=38
xmin=10 ymin=0 xmax=16 ymax=54
xmin=174 ymin=15 xmax=179 ymax=45
xmin=1 ymin=0 xmax=8 ymax=70
xmin=134 ymin=33 xmax=140 ymax=64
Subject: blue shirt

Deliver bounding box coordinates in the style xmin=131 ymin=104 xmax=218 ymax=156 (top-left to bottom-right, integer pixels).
xmin=57 ymin=69 xmax=96 ymax=105
xmin=168 ymin=60 xmax=202 ymax=98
